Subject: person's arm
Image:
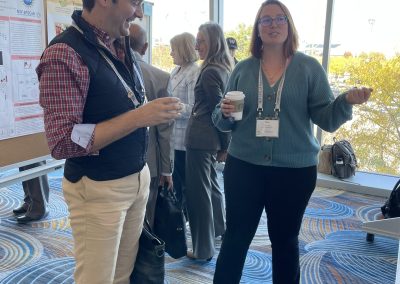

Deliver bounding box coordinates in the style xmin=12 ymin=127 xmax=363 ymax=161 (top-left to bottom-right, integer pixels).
xmin=201 ymin=67 xmax=231 ymax=152
xmin=312 ymin=86 xmax=371 ymax=133
xmin=157 ymin=120 xmax=174 ymax=174
xmin=201 ymin=67 xmax=225 ymax=113
xmin=38 ymin=43 xmax=93 ymax=159
xmin=156 ymin=79 xmax=174 ymax=189
xmin=306 ymin=58 xmax=354 ymax=132
xmin=180 ymin=67 xmax=198 ymax=118
xmin=91 ymin=99 xmax=181 ymax=152
xmin=38 ymin=44 xmax=182 ymax=160
xmin=211 ymin=67 xmax=236 ymax=133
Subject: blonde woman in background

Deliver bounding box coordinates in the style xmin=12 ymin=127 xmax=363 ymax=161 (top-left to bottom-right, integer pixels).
xmin=169 ymin=32 xmax=199 ymax=215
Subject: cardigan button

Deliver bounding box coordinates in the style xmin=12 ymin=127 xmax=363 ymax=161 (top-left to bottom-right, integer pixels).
xmin=264 ymin=155 xmax=271 ymax=161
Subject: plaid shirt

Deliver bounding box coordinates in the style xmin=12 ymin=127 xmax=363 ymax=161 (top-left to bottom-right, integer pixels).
xmin=37 ymin=22 xmax=126 ymax=159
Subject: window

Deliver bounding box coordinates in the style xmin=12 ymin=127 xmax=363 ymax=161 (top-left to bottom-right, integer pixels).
xmin=150 ymin=0 xmax=209 ymax=71
xmin=222 ymin=0 xmax=326 ymax=61
xmin=326 ymin=0 xmax=400 ymax=175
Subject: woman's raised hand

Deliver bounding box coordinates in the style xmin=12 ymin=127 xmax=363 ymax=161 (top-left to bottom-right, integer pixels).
xmin=345 ymin=87 xmax=373 ymax=105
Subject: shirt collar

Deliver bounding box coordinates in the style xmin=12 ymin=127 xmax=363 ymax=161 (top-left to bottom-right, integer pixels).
xmin=79 ymin=15 xmax=124 ymax=52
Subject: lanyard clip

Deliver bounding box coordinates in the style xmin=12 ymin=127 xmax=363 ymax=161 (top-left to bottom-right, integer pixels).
xmin=257 ymin=108 xmax=263 ymax=118
xmin=274 ymin=109 xmax=280 ymax=119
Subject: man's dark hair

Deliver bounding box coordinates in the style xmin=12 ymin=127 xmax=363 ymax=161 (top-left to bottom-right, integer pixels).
xmin=83 ymin=0 xmax=117 ymax=11
xmin=82 ymin=0 xmax=95 ymax=11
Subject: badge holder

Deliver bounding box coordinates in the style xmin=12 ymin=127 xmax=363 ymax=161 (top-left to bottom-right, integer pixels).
xmin=256 ymin=116 xmax=279 ymax=138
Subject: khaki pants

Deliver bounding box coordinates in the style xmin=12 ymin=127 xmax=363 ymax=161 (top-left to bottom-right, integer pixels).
xmin=63 ymin=165 xmax=150 ymax=284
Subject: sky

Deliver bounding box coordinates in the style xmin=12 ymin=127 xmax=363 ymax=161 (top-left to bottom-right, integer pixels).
xmin=148 ymin=0 xmax=400 ymax=58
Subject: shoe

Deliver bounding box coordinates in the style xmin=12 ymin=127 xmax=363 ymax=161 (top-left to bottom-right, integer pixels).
xmin=16 ymin=210 xmax=49 ymax=224
xmin=186 ymin=251 xmax=212 ymax=261
xmin=12 ymin=204 xmax=29 ymax=215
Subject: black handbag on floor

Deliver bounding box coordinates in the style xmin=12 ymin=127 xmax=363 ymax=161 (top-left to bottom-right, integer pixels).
xmin=381 ymin=179 xmax=400 ymax=218
xmin=130 ymin=220 xmax=165 ymax=284
xmin=154 ymin=184 xmax=187 ymax=259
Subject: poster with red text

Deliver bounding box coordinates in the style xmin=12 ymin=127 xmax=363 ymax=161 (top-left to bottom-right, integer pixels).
xmin=46 ymin=0 xmax=82 ymax=43
xmin=0 ymin=0 xmax=45 ymax=140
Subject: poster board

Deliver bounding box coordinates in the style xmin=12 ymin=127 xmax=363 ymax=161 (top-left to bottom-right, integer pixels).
xmin=0 ymin=0 xmax=48 ymax=167
xmin=0 ymin=132 xmax=49 ymax=167
xmin=0 ymin=0 xmax=81 ymax=168
xmin=46 ymin=0 xmax=82 ymax=43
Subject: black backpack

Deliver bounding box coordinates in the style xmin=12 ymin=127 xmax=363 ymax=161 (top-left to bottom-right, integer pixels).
xmin=381 ymin=179 xmax=400 ymax=218
xmin=331 ymin=140 xmax=357 ymax=179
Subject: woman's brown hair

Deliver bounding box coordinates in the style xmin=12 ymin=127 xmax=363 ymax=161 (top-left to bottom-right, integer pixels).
xmin=250 ymin=0 xmax=299 ymax=59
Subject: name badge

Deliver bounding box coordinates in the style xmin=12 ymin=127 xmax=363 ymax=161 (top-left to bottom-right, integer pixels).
xmin=256 ymin=118 xmax=279 ymax=138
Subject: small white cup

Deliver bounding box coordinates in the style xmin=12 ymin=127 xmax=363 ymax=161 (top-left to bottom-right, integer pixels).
xmin=225 ymin=91 xmax=245 ymax=120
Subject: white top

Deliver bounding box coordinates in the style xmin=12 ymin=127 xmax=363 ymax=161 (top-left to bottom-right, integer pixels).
xmin=168 ymin=62 xmax=199 ymax=151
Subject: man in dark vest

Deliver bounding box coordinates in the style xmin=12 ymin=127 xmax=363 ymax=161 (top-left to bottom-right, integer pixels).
xmin=36 ymin=0 xmax=182 ymax=283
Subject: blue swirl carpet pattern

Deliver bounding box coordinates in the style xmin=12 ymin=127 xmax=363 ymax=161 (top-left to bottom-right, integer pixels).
xmin=0 ymin=169 xmax=397 ymax=283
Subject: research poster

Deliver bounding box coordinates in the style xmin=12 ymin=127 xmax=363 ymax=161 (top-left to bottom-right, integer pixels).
xmin=0 ymin=0 xmax=45 ymax=140
xmin=46 ymin=0 xmax=81 ymax=43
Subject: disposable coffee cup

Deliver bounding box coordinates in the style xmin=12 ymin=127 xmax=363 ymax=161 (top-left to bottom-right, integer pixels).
xmin=225 ymin=91 xmax=245 ymax=120
xmin=167 ymin=98 xmax=183 ymax=114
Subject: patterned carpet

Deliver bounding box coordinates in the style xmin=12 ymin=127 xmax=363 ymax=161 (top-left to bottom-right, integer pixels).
xmin=0 ymin=169 xmax=398 ymax=284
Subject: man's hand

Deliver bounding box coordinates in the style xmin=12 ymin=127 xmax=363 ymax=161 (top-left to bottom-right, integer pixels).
xmin=136 ymin=97 xmax=183 ymax=127
xmin=159 ymin=175 xmax=173 ymax=190
xmin=345 ymin=87 xmax=372 ymax=105
xmin=92 ymin=97 xmax=183 ymax=153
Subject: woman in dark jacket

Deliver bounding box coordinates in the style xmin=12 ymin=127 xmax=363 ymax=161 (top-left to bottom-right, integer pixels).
xmin=184 ymin=22 xmax=234 ymax=260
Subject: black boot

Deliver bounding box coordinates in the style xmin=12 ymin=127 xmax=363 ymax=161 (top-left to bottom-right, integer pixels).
xmin=12 ymin=203 xmax=29 ymax=215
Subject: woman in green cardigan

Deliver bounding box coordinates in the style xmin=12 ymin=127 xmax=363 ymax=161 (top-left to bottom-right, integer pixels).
xmin=212 ymin=1 xmax=372 ymax=283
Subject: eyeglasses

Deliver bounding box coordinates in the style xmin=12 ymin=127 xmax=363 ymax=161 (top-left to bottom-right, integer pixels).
xmin=258 ymin=15 xmax=288 ymax=27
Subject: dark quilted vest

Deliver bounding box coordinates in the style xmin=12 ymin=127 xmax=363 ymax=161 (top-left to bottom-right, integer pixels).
xmin=49 ymin=10 xmax=148 ymax=182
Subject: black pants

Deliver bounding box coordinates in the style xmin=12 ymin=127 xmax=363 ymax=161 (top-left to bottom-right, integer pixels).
xmin=18 ymin=161 xmax=49 ymax=217
xmin=214 ymin=155 xmax=316 ymax=284
xmin=172 ymin=150 xmax=186 ymax=210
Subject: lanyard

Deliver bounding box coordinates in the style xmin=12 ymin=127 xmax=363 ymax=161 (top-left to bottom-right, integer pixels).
xmin=72 ymin=22 xmax=145 ymax=108
xmin=98 ymin=49 xmax=141 ymax=107
xmin=257 ymin=59 xmax=287 ymax=118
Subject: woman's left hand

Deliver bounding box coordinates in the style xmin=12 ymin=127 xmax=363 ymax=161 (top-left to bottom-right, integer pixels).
xmin=345 ymin=87 xmax=373 ymax=105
